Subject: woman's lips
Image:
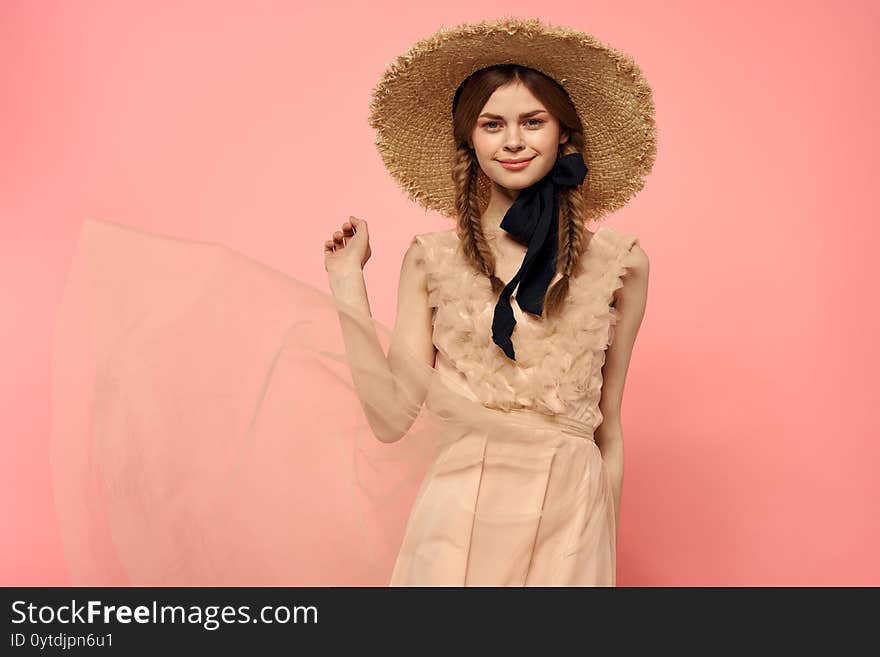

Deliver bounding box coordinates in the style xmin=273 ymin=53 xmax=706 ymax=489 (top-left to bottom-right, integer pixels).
xmin=497 ymin=157 xmax=534 ymax=171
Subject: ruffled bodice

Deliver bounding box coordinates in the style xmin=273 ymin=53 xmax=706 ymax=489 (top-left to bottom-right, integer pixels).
xmin=413 ymin=225 xmax=639 ymax=431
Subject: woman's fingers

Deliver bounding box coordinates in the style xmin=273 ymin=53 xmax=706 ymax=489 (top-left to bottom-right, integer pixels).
xmin=325 ymin=219 xmax=360 ymax=253
xmin=327 ymin=229 xmax=347 ymax=252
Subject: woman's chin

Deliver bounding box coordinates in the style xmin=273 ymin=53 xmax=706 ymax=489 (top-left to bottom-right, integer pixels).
xmin=491 ymin=177 xmax=540 ymax=192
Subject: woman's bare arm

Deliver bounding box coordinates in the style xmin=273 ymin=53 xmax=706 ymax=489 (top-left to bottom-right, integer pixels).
xmin=596 ymin=243 xmax=650 ymax=525
xmin=325 ymin=218 xmax=436 ymax=443
xmin=386 ymin=234 xmax=437 ymax=427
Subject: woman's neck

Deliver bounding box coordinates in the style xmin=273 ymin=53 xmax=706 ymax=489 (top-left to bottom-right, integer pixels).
xmin=481 ymin=186 xmax=525 ymax=245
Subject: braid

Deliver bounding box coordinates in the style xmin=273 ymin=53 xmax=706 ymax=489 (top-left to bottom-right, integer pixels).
xmin=543 ymin=140 xmax=590 ymax=319
xmin=452 ymin=145 xmax=505 ymax=294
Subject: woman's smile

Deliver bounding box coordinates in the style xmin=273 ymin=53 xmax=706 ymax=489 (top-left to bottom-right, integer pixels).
xmin=496 ymin=156 xmax=535 ymax=171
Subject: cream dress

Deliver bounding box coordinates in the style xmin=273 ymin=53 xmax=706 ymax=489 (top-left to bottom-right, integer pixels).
xmin=390 ymin=225 xmax=640 ymax=586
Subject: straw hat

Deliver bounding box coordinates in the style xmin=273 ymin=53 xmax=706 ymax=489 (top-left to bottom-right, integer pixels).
xmin=367 ymin=16 xmax=657 ymax=221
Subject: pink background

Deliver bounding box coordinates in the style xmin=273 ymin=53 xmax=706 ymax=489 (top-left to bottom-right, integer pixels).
xmin=3 ymin=1 xmax=878 ymax=586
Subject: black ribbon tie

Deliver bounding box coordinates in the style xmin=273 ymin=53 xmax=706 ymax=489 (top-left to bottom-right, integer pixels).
xmin=490 ymin=151 xmax=588 ymax=361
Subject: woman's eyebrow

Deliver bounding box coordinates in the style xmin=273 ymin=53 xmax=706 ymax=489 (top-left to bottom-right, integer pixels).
xmin=478 ymin=109 xmax=548 ymax=119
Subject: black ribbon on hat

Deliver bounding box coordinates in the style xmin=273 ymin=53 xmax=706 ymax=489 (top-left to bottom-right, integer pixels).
xmin=491 ymin=151 xmax=588 ymax=360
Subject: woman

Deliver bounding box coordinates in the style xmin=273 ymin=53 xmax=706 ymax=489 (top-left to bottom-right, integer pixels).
xmin=50 ymin=18 xmax=655 ymax=587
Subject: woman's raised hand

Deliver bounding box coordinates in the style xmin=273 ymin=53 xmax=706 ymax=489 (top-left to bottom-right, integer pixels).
xmin=324 ymin=216 xmax=372 ymax=274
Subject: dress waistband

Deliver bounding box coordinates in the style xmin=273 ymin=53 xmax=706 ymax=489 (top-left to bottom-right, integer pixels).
xmin=490 ymin=407 xmax=596 ymax=443
xmin=425 ymin=379 xmax=596 ymax=443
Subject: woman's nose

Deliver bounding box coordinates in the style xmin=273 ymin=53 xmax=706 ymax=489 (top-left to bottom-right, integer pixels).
xmin=503 ymin=133 xmax=525 ymax=150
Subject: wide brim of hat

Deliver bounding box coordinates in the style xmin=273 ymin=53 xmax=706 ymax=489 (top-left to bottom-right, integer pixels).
xmin=368 ymin=16 xmax=657 ymax=221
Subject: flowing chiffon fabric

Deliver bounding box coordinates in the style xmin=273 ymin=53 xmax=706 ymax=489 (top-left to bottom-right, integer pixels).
xmin=50 ymin=218 xmax=637 ymax=587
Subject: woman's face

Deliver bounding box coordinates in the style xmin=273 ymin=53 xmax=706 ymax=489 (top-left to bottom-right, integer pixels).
xmin=470 ymin=81 xmax=569 ymax=192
